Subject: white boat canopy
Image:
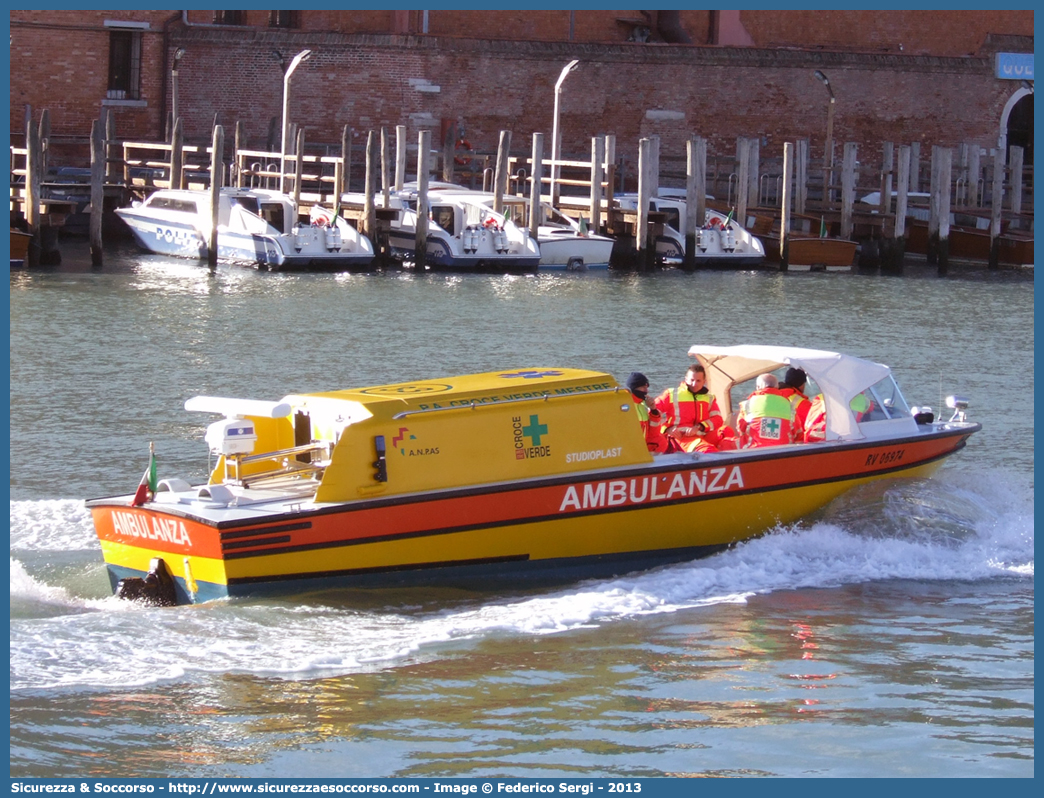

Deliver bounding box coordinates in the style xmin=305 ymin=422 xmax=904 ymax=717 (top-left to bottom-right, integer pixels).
xmin=688 ymin=345 xmax=901 ymax=441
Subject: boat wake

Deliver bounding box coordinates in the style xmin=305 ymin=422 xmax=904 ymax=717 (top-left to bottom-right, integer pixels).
xmin=9 ymin=472 xmax=1033 ymax=691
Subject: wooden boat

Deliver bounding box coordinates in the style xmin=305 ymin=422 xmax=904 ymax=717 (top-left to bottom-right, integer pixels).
xmin=905 ymin=219 xmax=1033 ymax=266
xmin=750 ymin=212 xmax=856 ymax=271
xmin=858 ymin=192 xmax=1033 ymax=267
xmin=86 ymin=345 xmax=979 ymax=606
xmin=764 ymin=235 xmax=857 ymax=271
xmin=10 ymin=228 xmax=32 ymax=268
xmin=115 ymin=187 xmax=375 ymax=271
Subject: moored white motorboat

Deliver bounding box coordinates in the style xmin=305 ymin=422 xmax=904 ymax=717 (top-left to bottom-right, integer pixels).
xmin=439 ymin=190 xmax=615 ymax=271
xmin=116 ymin=187 xmax=375 ymax=271
xmin=86 ymin=345 xmax=979 ymax=606
xmin=610 ymin=193 xmax=766 ymax=268
xmin=350 ymin=187 xmax=541 ymax=273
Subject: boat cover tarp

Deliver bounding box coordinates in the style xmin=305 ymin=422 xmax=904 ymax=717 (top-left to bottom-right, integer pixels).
xmin=688 ymin=345 xmax=892 ymax=441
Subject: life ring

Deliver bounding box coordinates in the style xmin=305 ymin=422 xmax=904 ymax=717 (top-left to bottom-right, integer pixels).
xmin=482 ymin=216 xmax=500 ymax=231
xmin=309 ymin=207 xmax=332 ymax=227
xmin=707 ymin=216 xmax=724 ymax=229
xmin=454 ymin=138 xmax=474 ymax=167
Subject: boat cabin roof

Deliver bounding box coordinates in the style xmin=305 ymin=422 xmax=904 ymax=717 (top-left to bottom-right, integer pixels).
xmin=295 ymin=367 xmax=614 ymax=418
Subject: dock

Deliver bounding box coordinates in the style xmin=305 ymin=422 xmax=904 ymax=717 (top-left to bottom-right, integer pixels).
xmin=11 ymin=108 xmax=1033 ymax=272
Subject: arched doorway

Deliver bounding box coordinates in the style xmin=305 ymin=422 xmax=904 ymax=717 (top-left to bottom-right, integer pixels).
xmin=1006 ymin=92 xmax=1033 ymax=165
xmin=999 ymin=87 xmax=1034 ymax=165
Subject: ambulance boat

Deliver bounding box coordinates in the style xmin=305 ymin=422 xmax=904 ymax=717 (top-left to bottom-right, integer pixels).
xmin=87 ymin=346 xmax=979 ymax=605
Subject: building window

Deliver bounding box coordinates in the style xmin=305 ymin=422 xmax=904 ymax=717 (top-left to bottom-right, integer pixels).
xmin=107 ymin=29 xmax=141 ymax=100
xmin=269 ymin=11 xmax=299 ymax=29
xmin=214 ymin=11 xmax=245 ymax=25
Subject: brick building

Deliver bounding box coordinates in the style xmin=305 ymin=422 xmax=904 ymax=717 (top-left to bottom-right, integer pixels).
xmin=9 ymin=10 xmax=1034 ymax=175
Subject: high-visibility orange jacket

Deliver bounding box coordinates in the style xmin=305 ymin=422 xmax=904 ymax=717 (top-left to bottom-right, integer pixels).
xmin=738 ymin=388 xmax=795 ymax=448
xmin=779 ymin=386 xmax=812 ymax=442
xmin=633 ymin=393 xmax=670 ymax=453
xmin=803 ymin=394 xmax=827 ymax=443
xmin=654 ymin=383 xmax=723 ymax=453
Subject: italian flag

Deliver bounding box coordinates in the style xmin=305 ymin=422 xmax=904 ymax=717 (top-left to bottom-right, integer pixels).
xmin=131 ymin=443 xmax=157 ymax=507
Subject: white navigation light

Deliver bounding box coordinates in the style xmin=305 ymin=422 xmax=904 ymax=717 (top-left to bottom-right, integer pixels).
xmin=945 ymin=394 xmax=970 ymax=422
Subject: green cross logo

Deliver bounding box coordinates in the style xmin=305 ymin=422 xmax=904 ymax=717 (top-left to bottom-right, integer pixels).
xmin=521 ymin=415 xmax=548 ymax=445
xmin=761 ymin=418 xmax=782 ymax=439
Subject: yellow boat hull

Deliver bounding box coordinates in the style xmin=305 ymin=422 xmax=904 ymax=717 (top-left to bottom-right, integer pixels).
xmin=92 ymin=442 xmax=954 ymax=602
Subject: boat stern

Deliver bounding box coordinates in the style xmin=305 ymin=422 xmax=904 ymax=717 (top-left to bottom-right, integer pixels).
xmin=88 ymin=500 xmax=231 ymax=605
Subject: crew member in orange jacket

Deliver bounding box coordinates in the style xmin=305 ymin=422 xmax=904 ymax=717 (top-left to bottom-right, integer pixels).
xmin=626 ymin=372 xmax=669 ymax=454
xmin=779 ymin=367 xmax=813 ymax=443
xmin=804 ymin=393 xmax=827 ymax=443
xmin=737 ymin=373 xmax=795 ymax=448
xmin=654 ymin=364 xmax=723 ymax=453
xmin=804 ymin=391 xmax=872 ymax=443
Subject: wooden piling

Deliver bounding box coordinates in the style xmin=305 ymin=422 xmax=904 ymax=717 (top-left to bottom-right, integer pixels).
xmin=1009 ymin=145 xmax=1024 ymax=215
xmin=589 ymin=135 xmax=604 ymax=233
xmin=363 ymin=131 xmax=376 ymax=244
xmin=395 ymin=125 xmax=407 ymax=192
xmin=169 ymin=118 xmax=184 ymax=190
xmin=493 ymin=130 xmax=511 ymax=215
xmin=884 ymin=144 xmax=910 ymax=274
xmin=648 ymin=135 xmax=660 ymax=197
xmin=988 ymin=144 xmax=1005 ymax=270
xmin=636 ymin=137 xmax=655 ymax=271
xmin=529 ymin=132 xmax=544 ymax=241
xmin=736 ymin=137 xmax=750 ymax=224
xmin=927 ymin=146 xmax=940 ymax=265
xmin=293 ymin=129 xmax=304 ymax=210
xmin=415 ymin=130 xmax=431 ymax=270
xmin=341 ymin=125 xmax=351 ymax=196
xmin=105 ymin=109 xmax=118 ymax=186
xmin=795 ymin=139 xmax=808 ymax=214
xmin=864 ymin=141 xmax=894 ymax=272
xmin=879 ymin=142 xmax=894 ymax=217
xmin=933 ymin=145 xmax=952 ymax=276
xmin=960 ymin=145 xmax=977 ymax=205
xmin=234 ymin=121 xmax=245 ymax=188
xmin=684 ymin=135 xmax=706 ymax=270
xmin=747 ymin=138 xmax=759 ymax=215
xmin=208 ymin=125 xmax=224 ymax=270
xmin=380 ymin=127 xmax=390 ymax=207
xmin=39 ymin=110 xmax=50 ymax=177
xmin=90 ymin=119 xmax=105 ymax=265
xmin=442 ymin=122 xmax=455 ymax=183
xmin=840 ymin=142 xmax=857 ymax=240
xmin=24 ymin=118 xmax=41 ymax=266
xmin=909 ymin=141 xmax=920 ymax=193
xmin=779 ymin=142 xmax=794 ymax=271
xmin=603 ymin=135 xmax=616 ymax=208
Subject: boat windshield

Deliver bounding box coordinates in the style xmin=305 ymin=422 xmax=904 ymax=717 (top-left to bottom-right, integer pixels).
xmin=232 ymin=197 xmax=260 ymax=216
xmin=858 ymin=375 xmax=912 ymax=422
xmin=658 ymin=206 xmax=681 ymax=230
xmin=147 ymin=196 xmax=198 ymax=214
xmin=543 ymin=206 xmax=575 ymax=227
xmin=431 ymin=205 xmax=456 ymax=232
xmin=258 ymin=203 xmax=286 ymax=234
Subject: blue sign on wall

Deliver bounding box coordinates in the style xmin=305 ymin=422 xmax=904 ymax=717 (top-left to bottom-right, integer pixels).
xmin=996 ymin=52 xmax=1034 ymax=80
